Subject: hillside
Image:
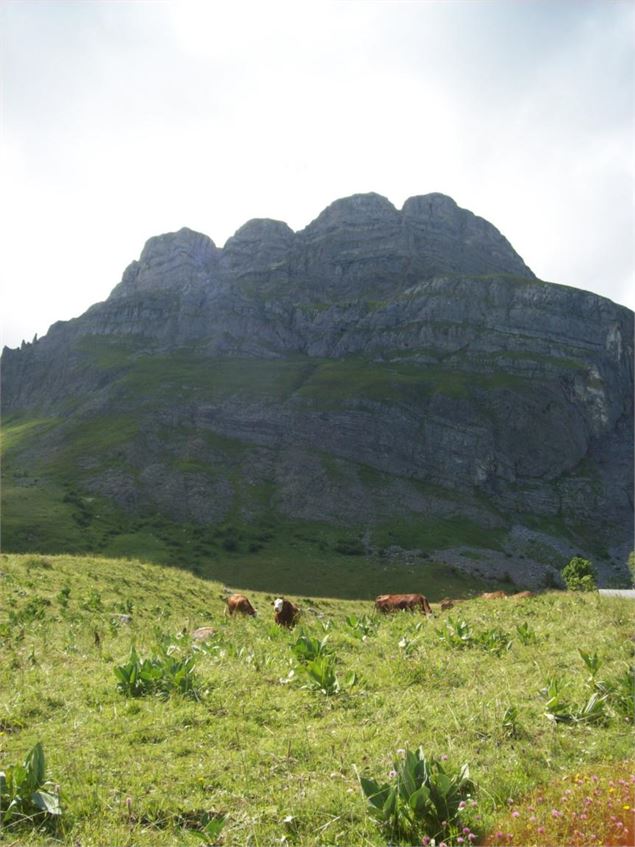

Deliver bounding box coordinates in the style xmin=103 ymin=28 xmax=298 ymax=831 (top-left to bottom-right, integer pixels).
xmin=0 ymin=553 xmax=632 ymax=846
xmin=2 ymin=193 xmax=633 ymax=586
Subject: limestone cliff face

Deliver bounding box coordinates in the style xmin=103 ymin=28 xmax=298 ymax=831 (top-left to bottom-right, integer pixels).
xmin=2 ymin=193 xmax=632 ymax=581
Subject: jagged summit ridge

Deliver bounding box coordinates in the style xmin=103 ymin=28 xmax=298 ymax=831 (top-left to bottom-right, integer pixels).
xmin=109 ymin=192 xmax=534 ymax=300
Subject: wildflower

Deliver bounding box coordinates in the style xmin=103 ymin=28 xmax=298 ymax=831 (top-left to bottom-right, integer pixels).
xmin=537 ymin=827 xmax=545 ymax=833
xmin=421 ymin=837 xmax=431 ymax=846
xmin=507 ymin=798 xmax=514 ymax=805
xmin=551 ymin=809 xmax=561 ymax=818
xmin=616 ymin=821 xmax=624 ymax=830
xmin=463 ymin=827 xmax=471 ymax=834
xmin=396 ymin=748 xmax=406 ymax=756
xmin=458 ymin=801 xmax=467 ymax=810
xmin=457 ymin=838 xmax=465 ymax=844
xmin=468 ymin=836 xmax=476 ymax=843
xmin=496 ymin=832 xmax=504 ymax=839
xmin=440 ymin=754 xmax=449 ymax=761
xmin=389 ymin=769 xmax=397 ymax=778
xmin=511 ymin=811 xmax=519 ymax=818
xmin=529 ymin=815 xmax=536 ymax=823
xmin=623 ymin=804 xmax=631 ymax=810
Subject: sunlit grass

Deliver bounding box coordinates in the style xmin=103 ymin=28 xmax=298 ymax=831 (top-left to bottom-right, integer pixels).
xmin=0 ymin=553 xmax=632 ymax=845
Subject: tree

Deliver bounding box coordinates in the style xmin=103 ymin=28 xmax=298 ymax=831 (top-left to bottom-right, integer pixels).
xmin=561 ymin=556 xmax=597 ymax=592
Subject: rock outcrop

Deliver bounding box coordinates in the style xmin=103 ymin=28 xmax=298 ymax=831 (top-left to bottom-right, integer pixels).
xmin=2 ymin=193 xmax=632 ymax=584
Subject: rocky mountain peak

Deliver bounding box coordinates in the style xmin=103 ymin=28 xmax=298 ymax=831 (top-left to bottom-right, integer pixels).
xmin=110 ymin=227 xmax=219 ymax=299
xmin=222 ymin=219 xmax=294 ymax=276
xmin=303 ymin=192 xmax=400 ymax=234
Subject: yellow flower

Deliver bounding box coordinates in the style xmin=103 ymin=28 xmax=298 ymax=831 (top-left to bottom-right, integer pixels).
xmin=623 ymin=804 xmax=631 ymax=810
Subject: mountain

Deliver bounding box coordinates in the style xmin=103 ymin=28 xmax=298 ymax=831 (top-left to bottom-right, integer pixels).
xmin=2 ymin=192 xmax=633 ymax=588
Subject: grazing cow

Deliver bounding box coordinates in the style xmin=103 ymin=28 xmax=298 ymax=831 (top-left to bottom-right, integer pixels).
xmin=226 ymin=593 xmax=257 ymax=616
xmin=192 ymin=626 xmax=216 ymax=641
xmin=481 ymin=591 xmax=507 ymax=600
xmin=374 ymin=593 xmax=433 ymax=615
xmin=273 ymin=597 xmax=300 ymax=628
xmin=440 ymin=597 xmax=454 ymax=611
xmin=510 ymin=591 xmax=534 ymax=600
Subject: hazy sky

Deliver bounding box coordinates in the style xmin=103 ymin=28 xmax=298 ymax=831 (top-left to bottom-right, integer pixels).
xmin=2 ymin=0 xmax=633 ymax=349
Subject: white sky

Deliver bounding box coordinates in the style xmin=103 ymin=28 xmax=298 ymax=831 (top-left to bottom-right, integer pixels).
xmin=2 ymin=0 xmax=633 ymax=349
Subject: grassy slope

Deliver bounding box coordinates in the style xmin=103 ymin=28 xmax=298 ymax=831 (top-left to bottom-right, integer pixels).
xmin=0 ymin=553 xmax=632 ymax=845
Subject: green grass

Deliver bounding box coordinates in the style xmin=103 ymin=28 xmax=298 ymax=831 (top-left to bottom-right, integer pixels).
xmin=0 ymin=553 xmax=632 ymax=845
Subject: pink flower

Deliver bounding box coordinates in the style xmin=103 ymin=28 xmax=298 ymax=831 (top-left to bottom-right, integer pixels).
xmin=537 ymin=827 xmax=545 ymax=834
xmin=457 ymin=838 xmax=465 ymax=844
xmin=511 ymin=811 xmax=520 ymax=818
xmin=468 ymin=836 xmax=476 ymax=843
xmin=616 ymin=822 xmax=624 ymax=830
xmin=459 ymin=801 xmax=467 ymax=810
xmin=440 ymin=754 xmax=449 ymax=761
xmin=421 ymin=837 xmax=431 ymax=846
xmin=463 ymin=828 xmax=471 ymax=834
xmin=496 ymin=832 xmax=504 ymax=839
xmin=551 ymin=809 xmax=561 ymax=818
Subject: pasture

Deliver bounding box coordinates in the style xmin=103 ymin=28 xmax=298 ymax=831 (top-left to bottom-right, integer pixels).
xmin=0 ymin=552 xmax=632 ymax=845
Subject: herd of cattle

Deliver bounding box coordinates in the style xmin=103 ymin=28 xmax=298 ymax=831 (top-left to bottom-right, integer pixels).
xmin=191 ymin=589 xmax=534 ymax=637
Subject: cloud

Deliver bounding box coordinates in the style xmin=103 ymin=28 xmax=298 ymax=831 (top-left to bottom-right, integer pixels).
xmin=2 ymin=0 xmax=633 ymax=348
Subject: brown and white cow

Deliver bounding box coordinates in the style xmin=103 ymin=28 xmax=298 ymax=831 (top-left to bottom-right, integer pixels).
xmin=481 ymin=591 xmax=507 ymax=600
xmin=273 ymin=597 xmax=300 ymax=628
xmin=226 ymin=593 xmax=257 ymax=616
xmin=374 ymin=593 xmax=433 ymax=615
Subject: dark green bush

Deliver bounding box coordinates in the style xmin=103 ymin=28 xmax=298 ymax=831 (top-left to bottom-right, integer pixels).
xmin=561 ymin=557 xmax=597 ymax=591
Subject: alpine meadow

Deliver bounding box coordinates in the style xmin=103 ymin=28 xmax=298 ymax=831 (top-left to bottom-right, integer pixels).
xmin=1 ymin=189 xmax=633 ymax=846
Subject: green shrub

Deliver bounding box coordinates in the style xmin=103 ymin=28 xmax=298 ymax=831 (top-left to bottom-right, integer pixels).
xmin=561 ymin=557 xmax=597 ymax=591
xmin=357 ymin=746 xmax=474 ymax=843
xmin=0 ymin=742 xmax=62 ymax=828
xmin=301 ymin=655 xmax=356 ymax=696
xmin=290 ymin=632 xmax=330 ymax=664
xmin=114 ymin=646 xmax=200 ymax=699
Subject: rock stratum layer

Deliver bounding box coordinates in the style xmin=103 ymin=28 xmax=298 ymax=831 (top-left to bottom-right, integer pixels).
xmin=2 ymin=193 xmax=633 ymax=586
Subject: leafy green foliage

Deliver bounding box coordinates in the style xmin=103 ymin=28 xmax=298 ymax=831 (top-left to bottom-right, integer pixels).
xmin=501 ymin=705 xmax=522 ymax=738
xmin=437 ymin=619 xmax=511 ymax=654
xmin=561 ymin=556 xmax=597 ymax=591
xmin=345 ymin=613 xmax=377 ymax=639
xmin=0 ymin=742 xmax=62 ymax=828
xmin=114 ymin=646 xmax=200 ymax=699
xmin=542 ymin=677 xmax=608 ymax=725
xmin=301 ymin=655 xmax=356 ymax=696
xmin=290 ymin=632 xmax=330 ymax=664
xmin=515 ymin=621 xmax=538 ymax=645
xmin=436 ymin=617 xmax=473 ymax=649
xmin=357 ymin=746 xmax=473 ymax=843
xmin=474 ymin=627 xmax=512 ymax=655
xmin=189 ymin=814 xmax=226 ymax=845
xmin=579 ymin=649 xmax=601 ymax=678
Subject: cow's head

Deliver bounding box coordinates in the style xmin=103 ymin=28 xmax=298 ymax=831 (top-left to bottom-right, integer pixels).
xmin=273 ymin=598 xmax=284 ymax=612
